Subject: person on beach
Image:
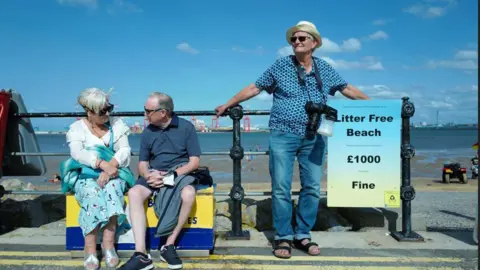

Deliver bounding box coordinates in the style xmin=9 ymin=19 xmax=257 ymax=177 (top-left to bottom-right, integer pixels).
xmin=215 ymin=21 xmax=369 ymax=259
xmin=60 ymin=88 xmax=135 ymax=270
xmin=118 ymin=92 xmax=201 ymax=270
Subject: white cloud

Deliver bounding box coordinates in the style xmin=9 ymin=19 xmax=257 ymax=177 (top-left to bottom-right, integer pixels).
xmin=403 ymin=0 xmax=457 ymax=18
xmin=253 ymin=91 xmax=273 ymax=102
xmin=428 ymin=100 xmax=454 ymax=109
xmin=321 ymin=56 xmax=385 ymax=71
xmin=454 ymin=50 xmax=478 ymax=60
xmin=427 ymin=48 xmax=478 ymax=70
xmin=56 ymin=0 xmax=97 ymax=9
xmin=340 ymin=38 xmax=362 ymax=52
xmin=368 ymin=31 xmax=389 ymax=40
xmin=415 ymin=84 xmax=477 ymax=123
xmin=277 ymin=36 xmax=362 ymax=57
xmin=176 ymin=42 xmax=199 ymax=55
xmin=277 ymin=46 xmax=293 ymax=57
xmin=333 ymin=83 xmax=477 ymax=124
xmin=356 ymin=85 xmax=410 ymax=99
xmin=427 ymin=59 xmax=477 ymax=70
xmin=319 ymin=37 xmax=361 ymax=53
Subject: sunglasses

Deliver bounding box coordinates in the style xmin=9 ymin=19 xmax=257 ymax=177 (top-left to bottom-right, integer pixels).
xmin=98 ymin=103 xmax=114 ymax=116
xmin=144 ymin=106 xmax=165 ymax=114
xmin=290 ymin=36 xmax=311 ymax=43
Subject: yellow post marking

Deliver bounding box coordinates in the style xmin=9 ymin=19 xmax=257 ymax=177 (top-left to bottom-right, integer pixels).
xmin=0 ymin=259 xmax=463 ymax=270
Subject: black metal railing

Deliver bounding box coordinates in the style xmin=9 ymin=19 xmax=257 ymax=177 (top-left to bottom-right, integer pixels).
xmin=0 ymin=100 xmax=424 ymax=242
xmin=391 ymin=97 xmax=424 ymax=242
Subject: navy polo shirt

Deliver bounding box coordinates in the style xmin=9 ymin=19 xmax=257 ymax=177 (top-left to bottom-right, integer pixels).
xmin=139 ymin=113 xmax=201 ymax=171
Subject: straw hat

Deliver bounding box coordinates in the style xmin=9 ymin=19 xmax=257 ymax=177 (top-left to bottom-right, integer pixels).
xmin=286 ymin=21 xmax=322 ymax=48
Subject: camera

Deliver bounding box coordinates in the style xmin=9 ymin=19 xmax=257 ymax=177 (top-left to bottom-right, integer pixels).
xmin=304 ymin=101 xmax=338 ymax=140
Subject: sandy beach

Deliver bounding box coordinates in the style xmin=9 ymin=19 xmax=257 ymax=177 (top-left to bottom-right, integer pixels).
xmin=8 ymin=152 xmax=475 ymax=187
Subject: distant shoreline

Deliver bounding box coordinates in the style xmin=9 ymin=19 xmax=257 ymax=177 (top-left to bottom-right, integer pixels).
xmin=34 ymin=130 xmax=270 ymax=135
xmin=34 ymin=126 xmax=477 ymax=135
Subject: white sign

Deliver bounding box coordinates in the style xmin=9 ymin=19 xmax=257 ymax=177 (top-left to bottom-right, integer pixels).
xmin=327 ymin=99 xmax=402 ymax=208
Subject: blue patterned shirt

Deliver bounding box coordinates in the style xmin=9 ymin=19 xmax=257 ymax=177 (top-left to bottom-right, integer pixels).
xmin=255 ymin=55 xmax=348 ymax=136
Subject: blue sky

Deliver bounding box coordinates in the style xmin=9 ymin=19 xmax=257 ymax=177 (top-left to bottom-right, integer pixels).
xmin=0 ymin=0 xmax=477 ymax=131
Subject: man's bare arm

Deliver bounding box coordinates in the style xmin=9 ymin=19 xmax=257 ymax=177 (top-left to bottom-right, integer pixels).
xmin=340 ymin=84 xmax=370 ymax=100
xmin=175 ymin=156 xmax=200 ymax=176
xmin=138 ymin=161 xmax=150 ymax=179
xmin=223 ymin=84 xmax=261 ymax=108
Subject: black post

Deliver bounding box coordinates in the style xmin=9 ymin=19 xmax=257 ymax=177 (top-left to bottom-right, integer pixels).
xmin=225 ymin=105 xmax=250 ymax=240
xmin=391 ymin=97 xmax=424 ymax=242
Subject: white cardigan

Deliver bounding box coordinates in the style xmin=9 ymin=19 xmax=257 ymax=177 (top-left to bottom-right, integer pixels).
xmin=66 ymin=117 xmax=132 ymax=168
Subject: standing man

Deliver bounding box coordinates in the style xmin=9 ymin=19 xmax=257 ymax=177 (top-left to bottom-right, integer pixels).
xmin=215 ymin=21 xmax=369 ymax=259
xmin=119 ymin=92 xmax=201 ymax=270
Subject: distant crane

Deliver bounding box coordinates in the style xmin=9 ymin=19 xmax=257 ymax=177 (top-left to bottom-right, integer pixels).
xmin=243 ymin=116 xmax=251 ymax=132
xmin=211 ymin=116 xmax=219 ymax=129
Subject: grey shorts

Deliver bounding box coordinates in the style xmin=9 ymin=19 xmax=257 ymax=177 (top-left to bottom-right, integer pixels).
xmin=134 ymin=176 xmax=157 ymax=194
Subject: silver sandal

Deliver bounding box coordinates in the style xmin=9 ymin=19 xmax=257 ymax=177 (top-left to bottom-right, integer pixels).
xmin=102 ymin=247 xmax=120 ymax=268
xmin=84 ymin=253 xmax=99 ymax=270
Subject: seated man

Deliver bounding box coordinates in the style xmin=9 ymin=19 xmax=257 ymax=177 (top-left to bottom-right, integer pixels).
xmin=119 ymin=92 xmax=201 ymax=270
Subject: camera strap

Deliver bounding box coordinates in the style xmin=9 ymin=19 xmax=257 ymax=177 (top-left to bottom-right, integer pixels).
xmin=291 ymin=56 xmax=324 ymax=102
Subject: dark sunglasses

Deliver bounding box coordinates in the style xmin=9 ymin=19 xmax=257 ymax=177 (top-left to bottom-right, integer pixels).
xmin=144 ymin=106 xmax=164 ymax=114
xmin=98 ymin=103 xmax=114 ymax=116
xmin=290 ymin=36 xmax=311 ymax=43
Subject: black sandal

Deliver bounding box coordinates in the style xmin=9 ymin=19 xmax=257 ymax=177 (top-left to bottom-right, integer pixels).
xmin=272 ymin=240 xmax=292 ymax=259
xmin=293 ymin=238 xmax=320 ymax=256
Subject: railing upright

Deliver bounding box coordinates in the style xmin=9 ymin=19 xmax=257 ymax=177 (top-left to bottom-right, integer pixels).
xmin=391 ymin=97 xmax=424 ymax=242
xmin=225 ymin=105 xmax=250 ymax=240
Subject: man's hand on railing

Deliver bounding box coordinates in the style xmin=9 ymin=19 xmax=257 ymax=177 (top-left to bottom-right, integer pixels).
xmin=215 ymin=104 xmax=229 ymax=117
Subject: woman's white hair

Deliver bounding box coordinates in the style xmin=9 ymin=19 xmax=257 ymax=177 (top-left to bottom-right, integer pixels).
xmin=77 ymin=87 xmax=112 ymax=114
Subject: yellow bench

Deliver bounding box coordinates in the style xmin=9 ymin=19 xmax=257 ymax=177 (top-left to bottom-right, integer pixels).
xmin=66 ymin=184 xmax=216 ymax=253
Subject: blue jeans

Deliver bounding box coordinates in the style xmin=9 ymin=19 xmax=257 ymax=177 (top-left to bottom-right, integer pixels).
xmin=268 ymin=130 xmax=326 ymax=241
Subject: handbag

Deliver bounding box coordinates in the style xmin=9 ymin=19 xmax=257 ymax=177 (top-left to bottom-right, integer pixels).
xmin=190 ymin=166 xmax=213 ymax=186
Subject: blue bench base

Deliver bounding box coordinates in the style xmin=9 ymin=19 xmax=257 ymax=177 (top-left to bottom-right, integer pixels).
xmin=66 ymin=227 xmax=215 ymax=251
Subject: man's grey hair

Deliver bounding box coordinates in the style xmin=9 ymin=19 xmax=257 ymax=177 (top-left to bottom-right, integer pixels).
xmin=149 ymin=92 xmax=174 ymax=116
xmin=78 ymin=87 xmax=110 ymax=114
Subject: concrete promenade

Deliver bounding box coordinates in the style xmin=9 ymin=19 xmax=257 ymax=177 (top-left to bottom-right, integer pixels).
xmin=0 ymin=229 xmax=477 ymax=269
xmin=0 ymin=178 xmax=478 ymax=269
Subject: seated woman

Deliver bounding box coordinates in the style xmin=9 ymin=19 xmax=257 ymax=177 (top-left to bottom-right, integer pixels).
xmin=60 ymin=88 xmax=135 ymax=270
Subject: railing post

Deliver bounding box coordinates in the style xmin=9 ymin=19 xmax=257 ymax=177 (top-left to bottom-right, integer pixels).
xmin=225 ymin=105 xmax=250 ymax=240
xmin=391 ymin=97 xmax=424 ymax=242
